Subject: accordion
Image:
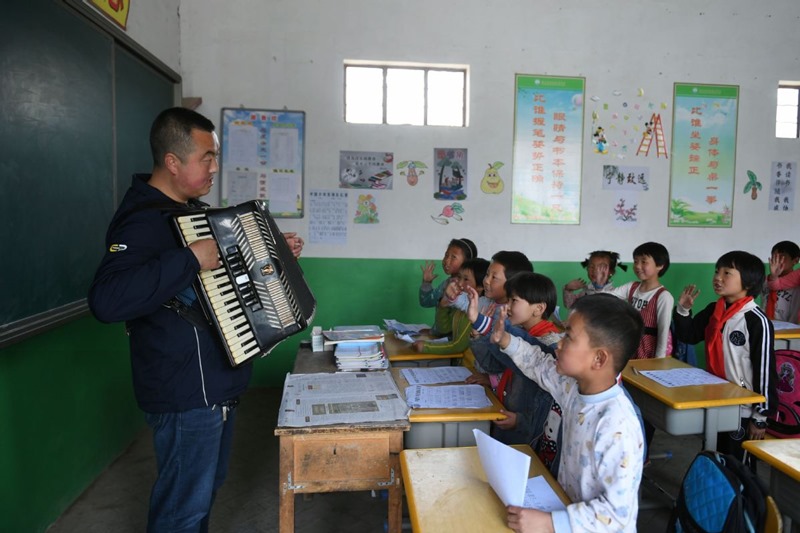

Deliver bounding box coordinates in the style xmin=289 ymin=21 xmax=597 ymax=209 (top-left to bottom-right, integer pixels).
xmin=172 ymin=200 xmax=316 ymax=367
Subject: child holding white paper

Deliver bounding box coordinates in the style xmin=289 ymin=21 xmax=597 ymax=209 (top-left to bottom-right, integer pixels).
xmin=483 ymin=293 xmax=644 ymax=533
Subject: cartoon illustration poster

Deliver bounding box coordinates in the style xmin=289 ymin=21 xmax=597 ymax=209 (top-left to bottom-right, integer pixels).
xmin=769 ymin=161 xmax=796 ymax=212
xmin=433 ymin=148 xmax=468 ymax=200
xmin=588 ymin=88 xmax=669 ymax=160
xmin=354 ymin=194 xmax=380 ymax=223
xmin=511 ymin=75 xmax=585 ymax=224
xmin=431 ymin=202 xmax=464 ymax=224
xmin=397 ymin=160 xmax=428 ymax=186
xmin=668 ymin=84 xmax=738 ymax=228
xmin=339 ymin=151 xmax=394 ymax=189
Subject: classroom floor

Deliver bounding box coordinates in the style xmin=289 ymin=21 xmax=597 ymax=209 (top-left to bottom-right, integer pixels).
xmin=46 ymin=387 xmax=782 ymax=533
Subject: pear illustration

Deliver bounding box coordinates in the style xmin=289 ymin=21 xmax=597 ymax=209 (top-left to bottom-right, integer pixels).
xmin=480 ymin=162 xmax=504 ymax=194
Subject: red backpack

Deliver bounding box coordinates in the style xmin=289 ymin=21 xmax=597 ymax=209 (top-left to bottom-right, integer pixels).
xmin=767 ymin=349 xmax=800 ymax=438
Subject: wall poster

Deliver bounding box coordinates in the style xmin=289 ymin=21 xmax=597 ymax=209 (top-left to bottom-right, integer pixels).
xmin=511 ymin=74 xmax=585 ymax=224
xmin=220 ymin=108 xmax=305 ymax=218
xmin=668 ymin=84 xmax=739 ymax=227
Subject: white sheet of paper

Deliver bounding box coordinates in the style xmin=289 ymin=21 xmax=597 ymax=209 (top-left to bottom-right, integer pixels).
xmin=523 ymin=475 xmax=567 ymax=512
xmin=383 ymin=319 xmax=430 ymax=334
xmin=772 ymin=320 xmax=799 ymax=331
xmin=639 ymin=368 xmax=728 ymax=387
xmin=473 ymin=429 xmax=530 ymax=507
xmin=405 ymin=385 xmax=491 ymax=409
xmin=401 ymin=366 xmax=472 ymax=385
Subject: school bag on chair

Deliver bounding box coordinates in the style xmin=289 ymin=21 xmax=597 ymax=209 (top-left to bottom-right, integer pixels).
xmin=767 ymin=349 xmax=800 ymax=438
xmin=667 ymin=451 xmax=768 ymax=533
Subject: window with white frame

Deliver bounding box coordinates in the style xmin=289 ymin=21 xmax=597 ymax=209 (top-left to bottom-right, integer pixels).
xmin=344 ymin=63 xmax=467 ymax=127
xmin=776 ymin=82 xmax=800 ymax=138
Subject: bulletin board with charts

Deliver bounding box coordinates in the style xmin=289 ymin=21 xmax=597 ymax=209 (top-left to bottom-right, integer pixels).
xmin=220 ymin=108 xmax=305 ymax=218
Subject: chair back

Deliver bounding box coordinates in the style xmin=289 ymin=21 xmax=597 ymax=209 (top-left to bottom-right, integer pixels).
xmin=764 ymin=495 xmax=782 ymax=533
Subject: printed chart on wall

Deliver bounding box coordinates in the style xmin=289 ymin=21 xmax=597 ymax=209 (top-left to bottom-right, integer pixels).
xmin=220 ymin=108 xmax=305 ymax=218
xmin=668 ymin=84 xmax=738 ymax=228
xmin=511 ymin=74 xmax=585 ymax=224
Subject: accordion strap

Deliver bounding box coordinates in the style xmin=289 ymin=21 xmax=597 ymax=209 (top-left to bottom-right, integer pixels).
xmin=162 ymin=297 xmax=211 ymax=329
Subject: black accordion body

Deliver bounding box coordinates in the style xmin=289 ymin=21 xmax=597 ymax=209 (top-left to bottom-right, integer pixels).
xmin=172 ymin=200 xmax=316 ymax=367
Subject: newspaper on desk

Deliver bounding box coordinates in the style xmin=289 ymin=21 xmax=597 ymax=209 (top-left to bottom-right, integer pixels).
xmin=277 ymin=371 xmax=410 ymax=427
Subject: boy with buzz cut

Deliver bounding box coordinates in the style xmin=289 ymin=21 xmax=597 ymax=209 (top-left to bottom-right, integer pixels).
xmin=674 ymin=251 xmax=777 ymax=468
xmin=482 ymin=293 xmax=644 ymax=533
xmin=763 ymin=240 xmax=800 ymax=324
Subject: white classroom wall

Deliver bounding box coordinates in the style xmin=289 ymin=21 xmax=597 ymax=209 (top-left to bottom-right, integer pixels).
xmin=122 ymin=0 xmax=181 ymax=73
xmin=177 ymin=0 xmax=800 ymax=263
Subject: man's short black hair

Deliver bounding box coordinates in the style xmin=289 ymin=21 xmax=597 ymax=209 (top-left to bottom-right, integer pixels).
xmin=633 ymin=242 xmax=670 ymax=277
xmin=572 ymin=293 xmax=643 ymax=374
xmin=505 ymin=273 xmax=558 ymax=318
xmin=771 ymin=240 xmax=800 ymax=259
xmin=150 ymin=107 xmax=215 ymax=167
xmin=715 ymin=251 xmax=766 ymax=297
xmin=491 ymin=250 xmax=533 ymax=280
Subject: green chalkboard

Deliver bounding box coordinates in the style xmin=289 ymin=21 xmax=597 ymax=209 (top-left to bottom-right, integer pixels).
xmin=115 ymin=47 xmax=175 ymax=204
xmin=0 ymin=0 xmax=175 ymax=346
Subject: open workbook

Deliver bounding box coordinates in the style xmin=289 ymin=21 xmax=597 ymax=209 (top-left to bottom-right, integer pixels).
xmin=473 ymin=428 xmax=567 ymax=512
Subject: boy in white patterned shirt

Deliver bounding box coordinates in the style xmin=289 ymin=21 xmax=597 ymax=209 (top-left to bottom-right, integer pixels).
xmin=483 ymin=293 xmax=644 ymax=533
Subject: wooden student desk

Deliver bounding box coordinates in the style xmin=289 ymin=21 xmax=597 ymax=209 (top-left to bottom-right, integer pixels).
xmin=384 ymin=331 xmax=465 ymax=366
xmin=621 ymin=358 xmax=765 ymax=451
xmin=391 ymin=367 xmax=506 ymax=448
xmin=278 ymin=348 xmax=410 ymax=533
xmin=400 ymin=445 xmax=570 ymax=533
xmin=774 ymin=327 xmax=800 ymax=351
xmin=293 ymin=346 xmax=505 ymax=448
xmin=742 ymin=439 xmax=800 ymax=532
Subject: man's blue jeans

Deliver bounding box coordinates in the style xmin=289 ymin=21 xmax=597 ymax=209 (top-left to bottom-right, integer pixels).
xmin=144 ymin=404 xmax=237 ymax=533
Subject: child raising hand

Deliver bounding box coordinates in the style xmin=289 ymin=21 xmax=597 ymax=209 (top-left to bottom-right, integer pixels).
xmin=418 ymin=238 xmax=477 ymax=336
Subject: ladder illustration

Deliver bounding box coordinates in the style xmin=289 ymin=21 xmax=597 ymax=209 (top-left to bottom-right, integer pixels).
xmin=636 ymin=113 xmax=668 ymax=158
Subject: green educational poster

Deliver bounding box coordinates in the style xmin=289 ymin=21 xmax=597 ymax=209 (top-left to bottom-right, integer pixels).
xmin=668 ymin=83 xmax=739 ymax=228
xmin=511 ymin=74 xmax=585 ymax=224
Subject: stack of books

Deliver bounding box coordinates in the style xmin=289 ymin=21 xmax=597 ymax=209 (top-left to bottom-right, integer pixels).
xmin=323 ymin=325 xmax=388 ymax=371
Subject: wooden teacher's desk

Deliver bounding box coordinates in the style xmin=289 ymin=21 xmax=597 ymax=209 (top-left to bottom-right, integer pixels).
xmin=400 ymin=445 xmax=570 ymax=533
xmin=277 ymin=347 xmax=410 ymax=533
xmin=621 ymin=358 xmax=765 ymax=451
xmin=292 ymin=346 xmax=505 ymax=448
xmin=742 ymin=439 xmax=800 ymax=531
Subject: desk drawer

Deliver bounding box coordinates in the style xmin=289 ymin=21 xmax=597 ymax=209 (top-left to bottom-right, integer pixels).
xmin=293 ymin=433 xmax=392 ymax=486
xmin=404 ymin=420 xmax=491 ymax=449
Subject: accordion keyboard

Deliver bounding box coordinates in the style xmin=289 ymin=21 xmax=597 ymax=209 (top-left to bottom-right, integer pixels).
xmin=173 ymin=201 xmax=315 ymax=367
xmin=177 ymin=214 xmax=262 ymax=365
